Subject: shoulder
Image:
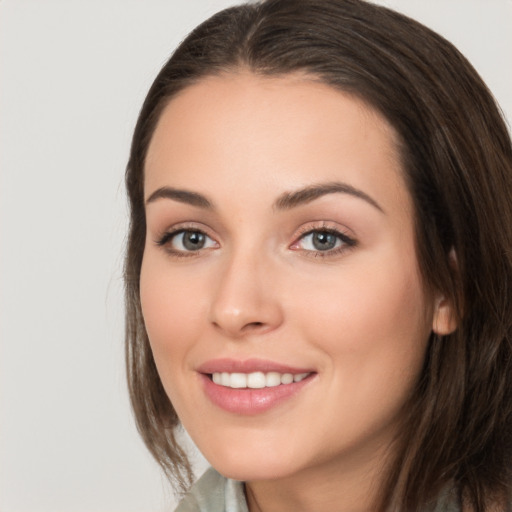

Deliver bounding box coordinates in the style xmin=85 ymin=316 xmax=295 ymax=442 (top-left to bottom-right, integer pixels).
xmin=174 ymin=467 xmax=248 ymax=512
xmin=431 ymin=486 xmax=460 ymax=512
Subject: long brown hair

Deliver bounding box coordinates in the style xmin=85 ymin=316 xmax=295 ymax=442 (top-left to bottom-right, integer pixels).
xmin=124 ymin=1 xmax=512 ymax=509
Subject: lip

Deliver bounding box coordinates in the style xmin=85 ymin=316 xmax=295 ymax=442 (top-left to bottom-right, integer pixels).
xmin=197 ymin=358 xmax=313 ymax=375
xmin=197 ymin=358 xmax=316 ymax=415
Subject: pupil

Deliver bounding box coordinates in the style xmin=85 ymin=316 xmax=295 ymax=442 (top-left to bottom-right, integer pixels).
xmin=313 ymin=232 xmax=336 ymax=251
xmin=183 ymin=231 xmax=205 ymax=250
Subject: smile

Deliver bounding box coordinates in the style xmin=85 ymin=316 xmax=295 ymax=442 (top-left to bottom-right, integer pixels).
xmin=211 ymin=371 xmax=311 ymax=389
xmin=197 ymin=359 xmax=316 ymax=414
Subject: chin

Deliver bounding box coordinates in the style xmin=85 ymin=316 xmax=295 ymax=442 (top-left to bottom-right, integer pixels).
xmin=202 ymin=444 xmax=304 ymax=482
xmin=213 ymin=462 xmax=296 ymax=483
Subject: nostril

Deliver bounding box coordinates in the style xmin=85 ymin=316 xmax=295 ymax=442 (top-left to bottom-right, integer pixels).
xmin=242 ymin=321 xmax=265 ymax=331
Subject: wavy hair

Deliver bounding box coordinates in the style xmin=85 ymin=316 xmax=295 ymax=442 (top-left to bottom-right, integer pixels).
xmin=124 ymin=1 xmax=512 ymax=509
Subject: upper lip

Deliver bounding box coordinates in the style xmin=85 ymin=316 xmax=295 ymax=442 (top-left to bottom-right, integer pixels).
xmin=197 ymin=358 xmax=314 ymax=375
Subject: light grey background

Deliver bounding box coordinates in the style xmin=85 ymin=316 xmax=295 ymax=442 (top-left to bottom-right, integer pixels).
xmin=1 ymin=1 xmax=511 ymax=511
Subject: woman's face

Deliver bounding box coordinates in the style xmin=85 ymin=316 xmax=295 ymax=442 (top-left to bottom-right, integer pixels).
xmin=140 ymin=73 xmax=448 ymax=484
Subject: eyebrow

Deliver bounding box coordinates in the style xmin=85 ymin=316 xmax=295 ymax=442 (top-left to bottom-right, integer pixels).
xmin=145 ymin=181 xmax=384 ymax=213
xmin=145 ymin=187 xmax=214 ymax=209
xmin=274 ymin=182 xmax=384 ymax=213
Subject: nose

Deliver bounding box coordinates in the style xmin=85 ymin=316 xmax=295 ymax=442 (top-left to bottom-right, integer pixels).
xmin=208 ymin=250 xmax=284 ymax=338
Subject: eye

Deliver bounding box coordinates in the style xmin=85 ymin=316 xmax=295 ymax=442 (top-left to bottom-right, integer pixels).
xmin=157 ymin=229 xmax=218 ymax=254
xmin=292 ymin=227 xmax=356 ymax=255
xmin=300 ymin=231 xmax=342 ymax=251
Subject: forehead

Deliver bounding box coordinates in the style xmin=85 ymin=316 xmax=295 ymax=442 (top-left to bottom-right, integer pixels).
xmin=144 ymin=72 xmax=409 ymax=218
xmin=147 ymin=72 xmax=399 ymax=160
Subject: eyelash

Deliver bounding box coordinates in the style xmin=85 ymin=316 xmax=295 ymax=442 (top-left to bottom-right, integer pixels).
xmin=291 ymin=224 xmax=357 ymax=258
xmin=155 ymin=223 xmax=357 ymax=258
xmin=155 ymin=226 xmax=217 ymax=258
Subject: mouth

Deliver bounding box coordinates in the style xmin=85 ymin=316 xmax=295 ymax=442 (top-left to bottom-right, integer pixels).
xmin=209 ymin=371 xmax=311 ymax=389
xmin=197 ymin=359 xmax=316 ymax=414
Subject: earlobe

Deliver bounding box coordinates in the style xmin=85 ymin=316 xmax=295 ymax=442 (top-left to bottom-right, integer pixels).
xmin=432 ymin=294 xmax=458 ymax=335
xmin=432 ymin=248 xmax=459 ymax=335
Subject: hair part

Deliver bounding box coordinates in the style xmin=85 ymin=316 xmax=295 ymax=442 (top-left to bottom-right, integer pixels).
xmin=125 ymin=0 xmax=512 ymax=509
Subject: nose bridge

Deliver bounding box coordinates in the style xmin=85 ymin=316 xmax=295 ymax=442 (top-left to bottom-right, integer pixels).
xmin=209 ymin=242 xmax=283 ymax=337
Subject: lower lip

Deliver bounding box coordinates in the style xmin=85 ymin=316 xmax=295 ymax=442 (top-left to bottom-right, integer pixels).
xmin=200 ymin=373 xmax=314 ymax=415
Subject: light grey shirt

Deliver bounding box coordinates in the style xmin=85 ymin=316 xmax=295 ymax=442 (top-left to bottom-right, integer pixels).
xmin=174 ymin=467 xmax=459 ymax=512
xmin=175 ymin=468 xmax=248 ymax=512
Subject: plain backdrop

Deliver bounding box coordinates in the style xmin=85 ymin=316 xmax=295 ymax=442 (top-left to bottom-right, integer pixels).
xmin=1 ymin=1 xmax=511 ymax=511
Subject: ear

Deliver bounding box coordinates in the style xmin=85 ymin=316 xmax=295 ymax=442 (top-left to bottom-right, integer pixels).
xmin=433 ymin=248 xmax=459 ymax=335
xmin=432 ymin=293 xmax=458 ymax=335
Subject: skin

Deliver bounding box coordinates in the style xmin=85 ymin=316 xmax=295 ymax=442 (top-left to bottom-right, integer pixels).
xmin=140 ymin=72 xmax=456 ymax=512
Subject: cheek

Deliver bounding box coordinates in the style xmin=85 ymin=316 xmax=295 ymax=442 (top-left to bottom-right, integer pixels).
xmin=283 ymin=255 xmax=432 ymax=453
xmin=292 ymin=251 xmax=431 ymax=385
xmin=139 ymin=251 xmax=210 ymax=376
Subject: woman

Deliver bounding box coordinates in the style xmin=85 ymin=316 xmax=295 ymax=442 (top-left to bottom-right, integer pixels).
xmin=124 ymin=0 xmax=512 ymax=510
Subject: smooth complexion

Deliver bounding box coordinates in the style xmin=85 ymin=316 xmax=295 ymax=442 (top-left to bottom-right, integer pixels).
xmin=140 ymin=73 xmax=456 ymax=512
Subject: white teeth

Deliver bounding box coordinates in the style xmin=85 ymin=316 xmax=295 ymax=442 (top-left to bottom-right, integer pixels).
xmin=221 ymin=372 xmax=230 ymax=386
xmin=211 ymin=371 xmax=310 ymax=389
xmin=247 ymin=372 xmax=266 ymax=389
xmin=266 ymin=372 xmax=281 ymax=387
xmin=230 ymin=373 xmax=247 ymax=388
xmin=281 ymin=373 xmax=293 ymax=384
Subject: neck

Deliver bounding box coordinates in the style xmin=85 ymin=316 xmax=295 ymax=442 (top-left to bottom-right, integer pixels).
xmin=244 ymin=441 xmax=392 ymax=512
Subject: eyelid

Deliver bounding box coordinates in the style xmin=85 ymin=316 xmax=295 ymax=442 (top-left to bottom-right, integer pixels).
xmin=290 ymin=222 xmax=357 ymax=256
xmin=152 ymin=220 xmax=356 ymax=258
xmin=154 ymin=221 xmax=215 ymax=241
xmin=154 ymin=222 xmax=220 ymax=256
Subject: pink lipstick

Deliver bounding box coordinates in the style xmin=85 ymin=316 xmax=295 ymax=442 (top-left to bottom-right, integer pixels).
xmin=197 ymin=358 xmax=316 ymax=415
